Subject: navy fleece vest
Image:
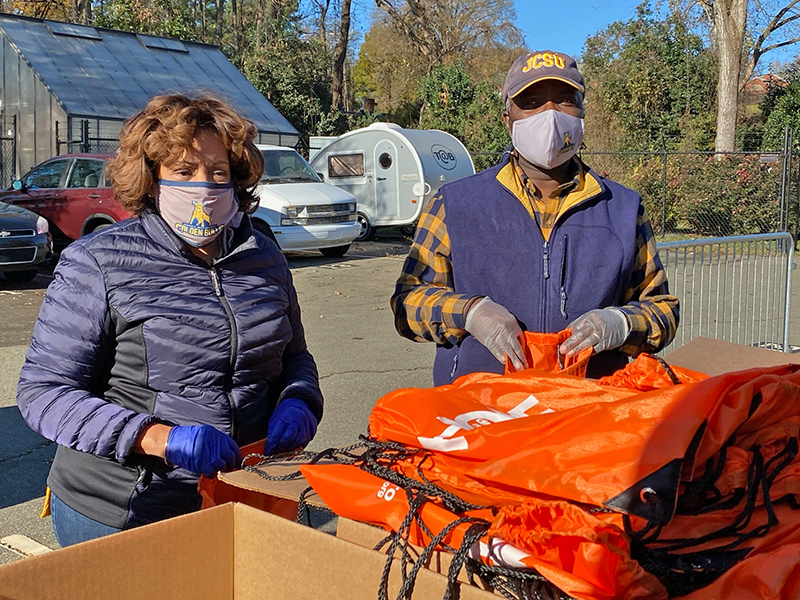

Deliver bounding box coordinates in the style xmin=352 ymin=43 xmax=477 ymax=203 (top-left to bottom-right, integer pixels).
xmin=432 ymin=161 xmax=641 ymax=385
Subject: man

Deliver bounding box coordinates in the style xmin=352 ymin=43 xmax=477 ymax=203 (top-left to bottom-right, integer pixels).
xmin=391 ymin=50 xmax=679 ymax=385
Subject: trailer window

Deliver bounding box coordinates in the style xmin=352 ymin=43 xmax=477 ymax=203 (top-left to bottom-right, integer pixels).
xmin=378 ymin=153 xmax=392 ymax=169
xmin=328 ymin=153 xmax=364 ymax=178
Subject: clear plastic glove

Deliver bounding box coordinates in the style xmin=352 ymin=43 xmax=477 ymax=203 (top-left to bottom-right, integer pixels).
xmin=165 ymin=425 xmax=242 ymax=478
xmin=559 ymin=308 xmax=631 ymax=357
xmin=464 ymin=297 xmax=526 ymax=371
xmin=264 ymin=398 xmax=318 ymax=456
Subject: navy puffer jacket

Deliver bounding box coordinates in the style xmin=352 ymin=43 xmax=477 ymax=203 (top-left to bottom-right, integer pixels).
xmin=17 ymin=209 xmax=322 ymax=529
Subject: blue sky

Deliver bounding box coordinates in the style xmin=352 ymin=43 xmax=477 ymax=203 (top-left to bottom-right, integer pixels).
xmin=511 ymin=0 xmax=798 ymax=69
xmin=511 ymin=0 xmax=644 ymax=60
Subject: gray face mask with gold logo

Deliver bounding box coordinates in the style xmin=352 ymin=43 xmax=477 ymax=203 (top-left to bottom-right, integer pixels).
xmin=156 ymin=180 xmax=239 ymax=247
xmin=512 ymin=109 xmax=585 ymax=170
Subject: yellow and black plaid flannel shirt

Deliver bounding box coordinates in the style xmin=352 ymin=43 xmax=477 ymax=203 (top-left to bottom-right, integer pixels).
xmin=390 ymin=155 xmax=679 ymax=356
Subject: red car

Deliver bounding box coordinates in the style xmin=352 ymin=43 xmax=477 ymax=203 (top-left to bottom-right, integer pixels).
xmin=0 ymin=154 xmax=130 ymax=246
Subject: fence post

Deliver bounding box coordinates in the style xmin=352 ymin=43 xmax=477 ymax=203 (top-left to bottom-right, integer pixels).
xmin=661 ymin=146 xmax=667 ymax=236
xmin=55 ymin=120 xmax=61 ymax=155
xmin=780 ymin=126 xmax=792 ymax=232
xmin=10 ymin=114 xmax=16 ymax=181
xmin=81 ymin=119 xmax=90 ymax=153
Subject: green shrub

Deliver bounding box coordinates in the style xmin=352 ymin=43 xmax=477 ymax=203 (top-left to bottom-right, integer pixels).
xmin=681 ymin=155 xmax=781 ymax=237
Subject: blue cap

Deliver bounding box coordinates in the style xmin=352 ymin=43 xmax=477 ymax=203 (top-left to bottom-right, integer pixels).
xmin=502 ymin=51 xmax=585 ymax=105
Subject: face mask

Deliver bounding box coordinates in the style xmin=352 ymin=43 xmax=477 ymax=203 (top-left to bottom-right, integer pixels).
xmin=157 ymin=180 xmax=239 ymax=247
xmin=511 ymin=109 xmax=585 ymax=170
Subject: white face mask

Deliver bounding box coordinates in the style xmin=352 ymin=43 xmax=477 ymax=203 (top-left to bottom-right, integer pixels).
xmin=511 ymin=109 xmax=585 ymax=170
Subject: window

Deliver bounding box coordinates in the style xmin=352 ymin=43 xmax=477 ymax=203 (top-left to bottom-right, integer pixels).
xmin=24 ymin=160 xmax=70 ymax=189
xmin=378 ymin=153 xmax=393 ymax=169
xmin=67 ymin=159 xmax=106 ymax=188
xmin=328 ymin=153 xmax=365 ymax=178
xmin=260 ymin=149 xmax=320 ymax=182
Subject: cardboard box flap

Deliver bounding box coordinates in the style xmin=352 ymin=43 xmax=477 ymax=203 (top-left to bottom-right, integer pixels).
xmin=0 ymin=503 xmax=497 ymax=600
xmin=242 ymin=503 xmax=496 ymax=600
xmin=0 ymin=503 xmax=236 ymax=600
xmin=219 ymin=466 xmax=327 ymax=508
xmin=665 ymin=337 xmax=800 ymax=376
xmin=218 ymin=453 xmax=335 ymax=508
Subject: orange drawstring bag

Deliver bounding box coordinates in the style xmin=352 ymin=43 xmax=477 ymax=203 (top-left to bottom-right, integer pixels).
xmin=505 ymin=330 xmax=594 ymax=377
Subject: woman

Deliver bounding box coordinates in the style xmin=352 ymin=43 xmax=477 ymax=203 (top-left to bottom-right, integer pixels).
xmin=17 ymin=94 xmax=322 ymax=546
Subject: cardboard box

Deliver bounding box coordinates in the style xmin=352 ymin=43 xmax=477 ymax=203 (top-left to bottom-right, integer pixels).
xmin=664 ymin=336 xmax=800 ymax=375
xmin=0 ymin=502 xmax=497 ymax=600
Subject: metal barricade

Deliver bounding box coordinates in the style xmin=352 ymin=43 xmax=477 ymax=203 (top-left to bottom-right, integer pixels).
xmin=658 ymin=233 xmax=794 ymax=353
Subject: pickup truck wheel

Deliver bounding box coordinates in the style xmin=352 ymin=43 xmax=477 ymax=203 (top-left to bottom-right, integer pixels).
xmin=355 ymin=212 xmax=375 ymax=242
xmin=319 ymin=244 xmax=350 ymax=258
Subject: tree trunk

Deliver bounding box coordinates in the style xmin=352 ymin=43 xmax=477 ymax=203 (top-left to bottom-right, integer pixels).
xmin=712 ymin=0 xmax=748 ymax=153
xmin=202 ymin=0 xmax=207 ymax=41
xmin=330 ymin=0 xmax=352 ymax=111
xmin=231 ymin=0 xmax=242 ymax=58
xmin=72 ymin=0 xmax=91 ymax=24
xmin=215 ymin=0 xmax=225 ymax=46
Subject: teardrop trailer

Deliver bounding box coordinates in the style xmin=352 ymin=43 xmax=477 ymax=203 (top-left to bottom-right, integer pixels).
xmin=309 ymin=123 xmax=475 ymax=240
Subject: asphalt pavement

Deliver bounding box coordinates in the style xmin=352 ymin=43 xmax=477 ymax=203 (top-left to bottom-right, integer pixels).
xmin=0 ymin=230 xmax=434 ymax=563
xmin=0 ymin=230 xmax=798 ymax=564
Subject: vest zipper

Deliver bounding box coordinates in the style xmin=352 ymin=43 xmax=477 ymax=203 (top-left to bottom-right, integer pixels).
xmin=540 ymin=240 xmax=550 ymax=330
xmin=559 ymin=234 xmax=569 ymax=320
xmin=542 ymin=241 xmax=550 ymax=279
xmin=210 ymin=266 xmax=238 ymax=439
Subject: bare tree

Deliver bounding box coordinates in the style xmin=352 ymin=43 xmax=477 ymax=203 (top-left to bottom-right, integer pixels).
xmin=331 ymin=0 xmax=352 ymax=110
xmin=374 ymin=0 xmax=522 ymax=73
xmin=308 ymin=0 xmax=333 ymax=44
xmin=686 ymin=0 xmax=800 ymax=152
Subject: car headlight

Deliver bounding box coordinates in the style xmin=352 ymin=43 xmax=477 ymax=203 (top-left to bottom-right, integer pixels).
xmin=286 ymin=206 xmax=308 ymax=219
xmin=35 ymin=216 xmax=49 ymax=234
xmin=281 ymin=217 xmax=309 ymax=225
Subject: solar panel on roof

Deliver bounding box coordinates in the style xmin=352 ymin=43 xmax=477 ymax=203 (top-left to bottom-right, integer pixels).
xmin=137 ymin=34 xmax=188 ymax=53
xmin=45 ymin=21 xmax=102 ymax=40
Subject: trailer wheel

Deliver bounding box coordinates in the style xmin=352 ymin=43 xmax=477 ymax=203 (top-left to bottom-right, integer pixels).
xmin=356 ymin=212 xmax=375 ymax=241
xmin=398 ymin=225 xmax=416 ymax=239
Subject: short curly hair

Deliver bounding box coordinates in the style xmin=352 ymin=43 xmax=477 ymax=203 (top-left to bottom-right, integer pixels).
xmin=108 ymin=93 xmax=265 ymax=216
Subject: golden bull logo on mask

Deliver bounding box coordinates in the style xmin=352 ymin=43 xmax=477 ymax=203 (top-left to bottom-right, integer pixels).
xmin=175 ymin=201 xmax=223 ymax=238
xmin=556 ymin=131 xmax=575 ymax=158
xmin=521 ymin=52 xmax=566 ymax=73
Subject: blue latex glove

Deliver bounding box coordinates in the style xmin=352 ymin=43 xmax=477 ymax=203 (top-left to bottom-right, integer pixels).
xmin=165 ymin=425 xmax=242 ymax=477
xmin=264 ymin=398 xmax=318 ymax=456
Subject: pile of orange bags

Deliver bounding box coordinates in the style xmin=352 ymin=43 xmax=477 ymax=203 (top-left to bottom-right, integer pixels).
xmin=302 ymin=333 xmax=800 ymax=600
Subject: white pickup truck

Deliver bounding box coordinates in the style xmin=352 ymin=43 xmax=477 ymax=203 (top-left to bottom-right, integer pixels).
xmin=251 ymin=145 xmax=360 ymax=258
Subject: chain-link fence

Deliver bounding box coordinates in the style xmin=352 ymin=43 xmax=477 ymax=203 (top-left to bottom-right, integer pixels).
xmin=0 ymin=115 xmax=16 ymax=188
xmin=471 ymin=147 xmax=797 ymax=243
xmin=583 ymin=150 xmax=791 ymax=240
xmin=56 ymin=119 xmax=120 ymax=156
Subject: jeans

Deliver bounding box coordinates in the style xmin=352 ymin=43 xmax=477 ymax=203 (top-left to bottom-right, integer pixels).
xmin=50 ymin=493 xmax=122 ymax=547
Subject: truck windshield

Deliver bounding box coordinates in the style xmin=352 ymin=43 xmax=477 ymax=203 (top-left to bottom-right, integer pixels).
xmin=260 ymin=149 xmax=322 ymax=183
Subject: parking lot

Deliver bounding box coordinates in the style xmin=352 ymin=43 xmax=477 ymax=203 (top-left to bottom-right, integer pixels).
xmin=1 ymin=229 xmax=799 ymax=564
xmin=0 ymin=230 xmax=436 ymax=563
